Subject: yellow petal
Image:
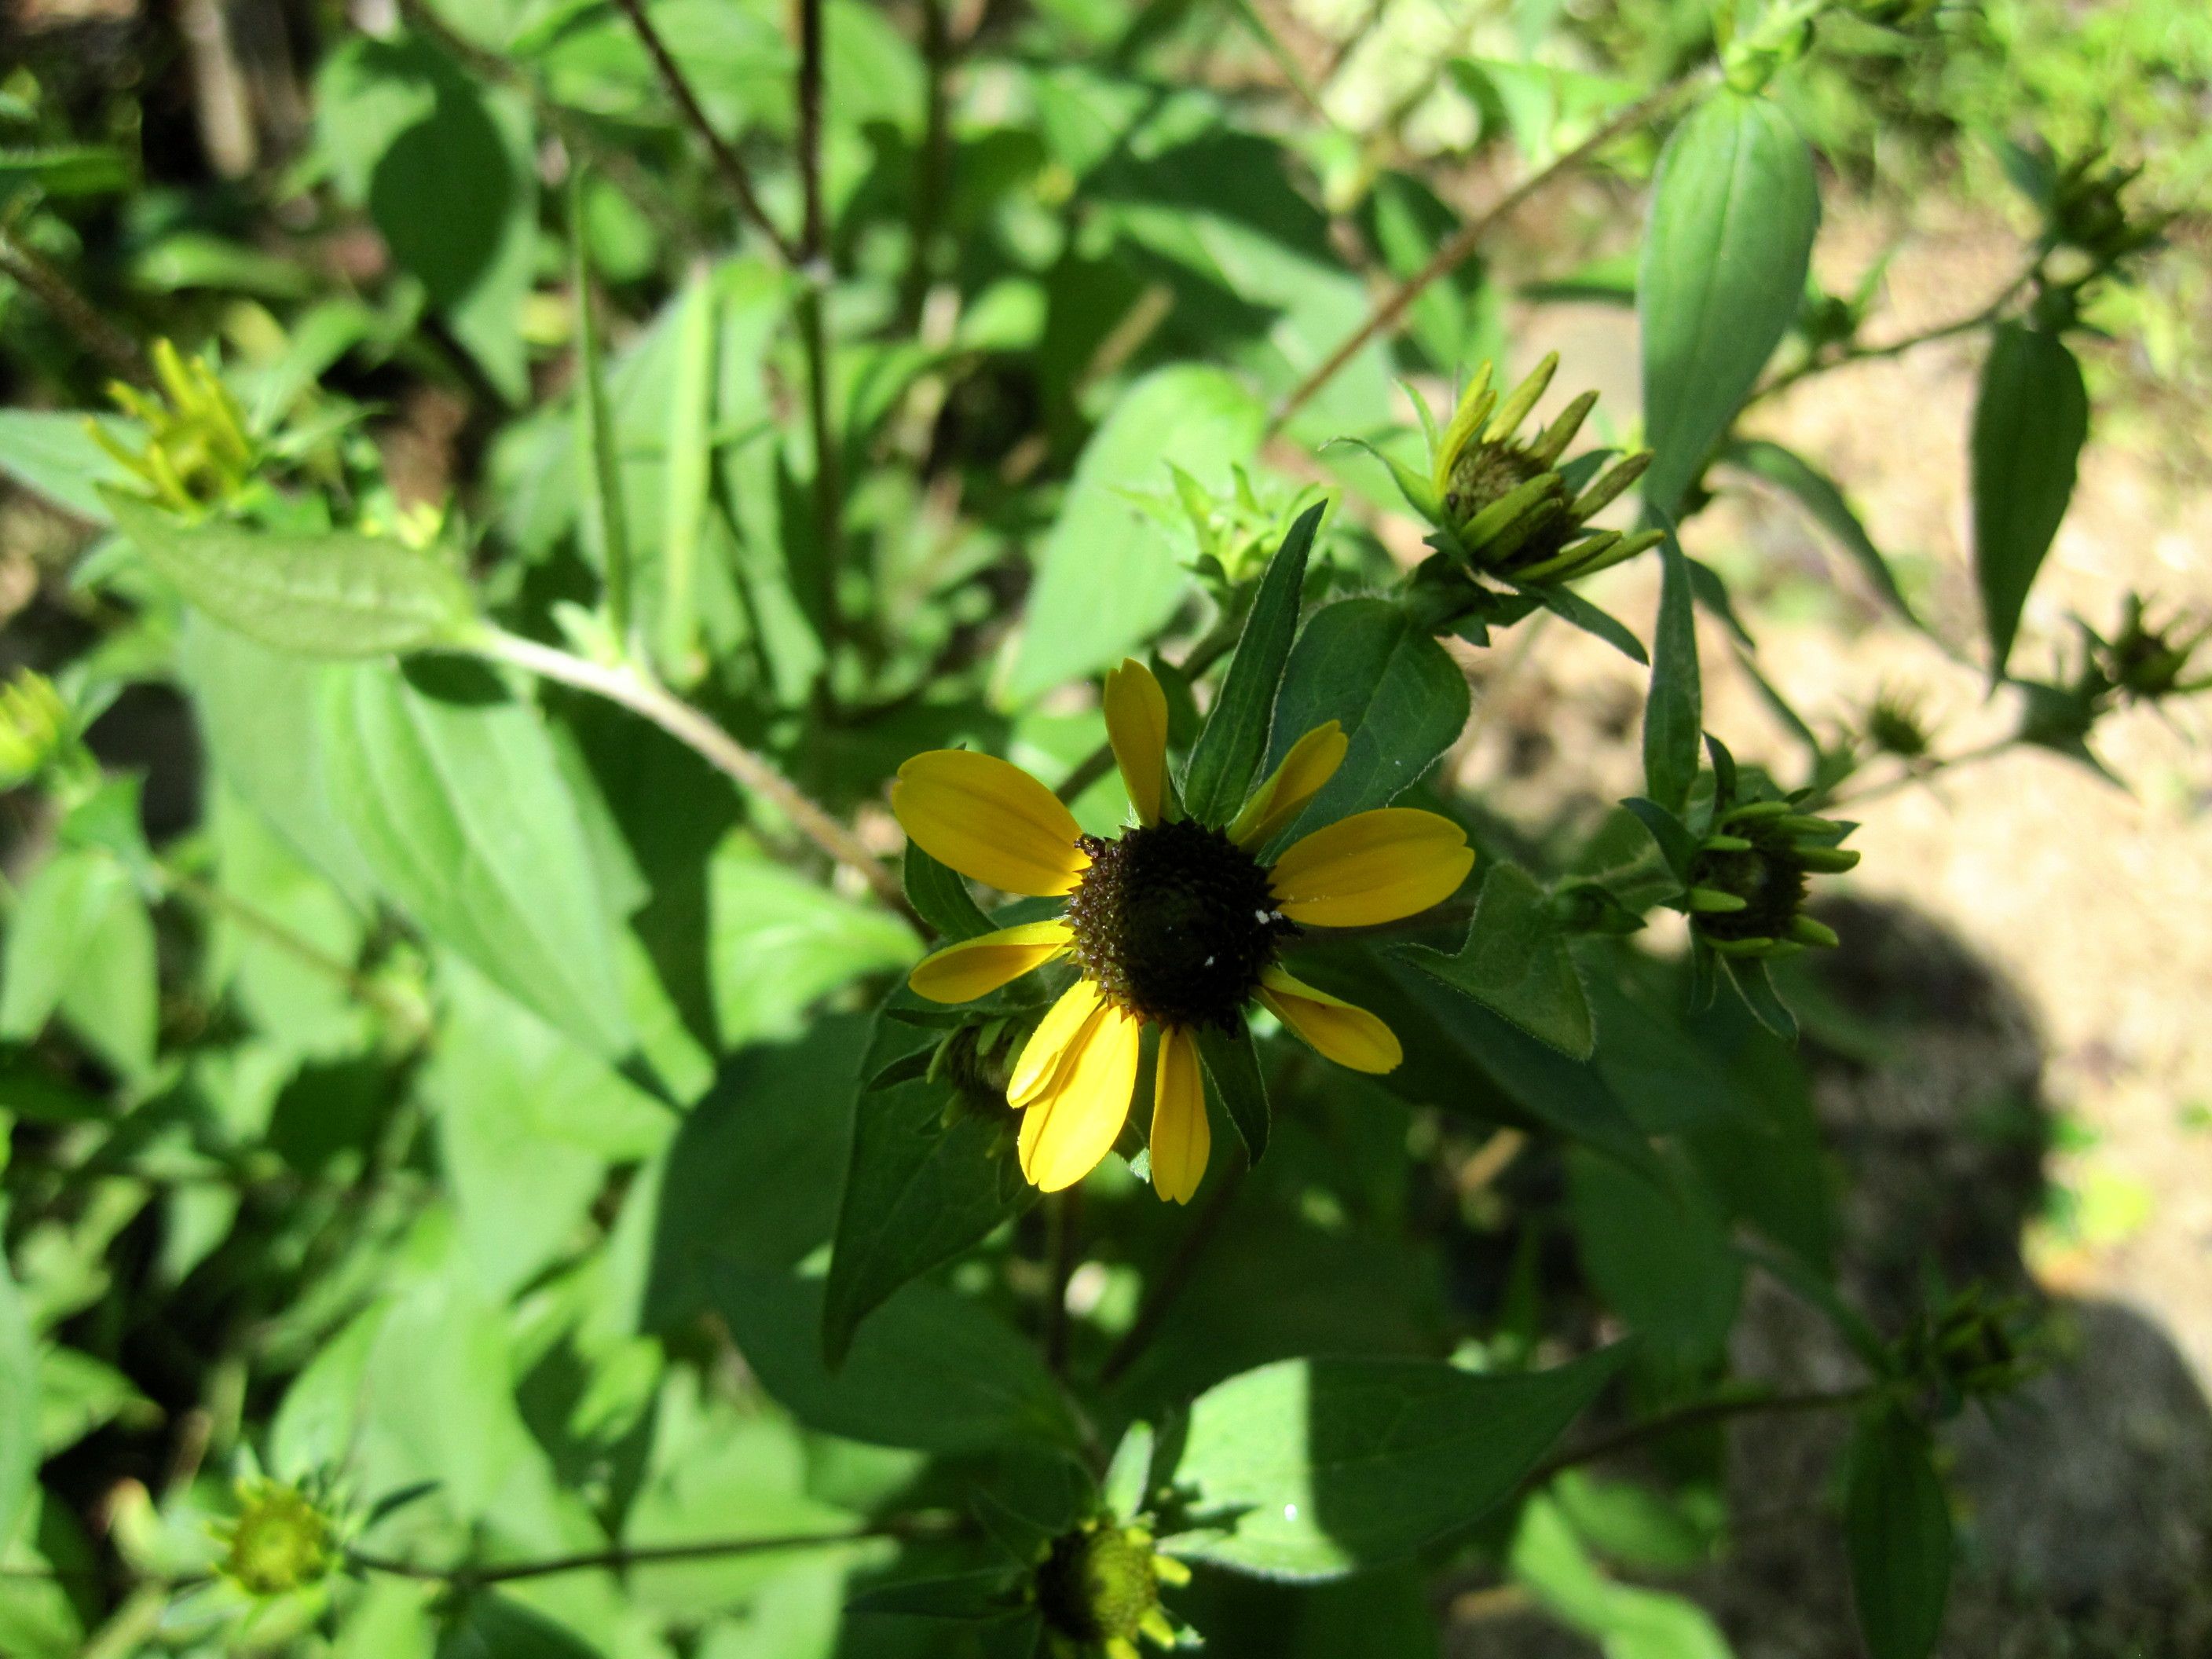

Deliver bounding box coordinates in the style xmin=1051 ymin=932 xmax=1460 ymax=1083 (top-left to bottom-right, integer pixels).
xmin=1009 ymin=976 xmax=1104 ymax=1106
xmin=1019 ymin=1002 xmax=1141 ymax=1192
xmin=891 ymin=749 xmax=1089 ymax=897
xmin=1267 ymin=808 xmax=1474 ymax=927
xmin=908 ymin=921 xmax=1071 ymax=1004
xmin=1104 ymin=658 xmax=1170 ymax=826
xmin=1257 ymin=966 xmax=1402 ymax=1074
xmin=1228 ymin=721 xmax=1347 ymax=850
xmin=1148 ymin=1025 xmax=1210 ymax=1204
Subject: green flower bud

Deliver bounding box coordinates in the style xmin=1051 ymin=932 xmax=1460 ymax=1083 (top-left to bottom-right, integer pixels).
xmin=0 ymin=671 xmax=72 ymax=789
xmin=86 ymin=339 xmax=259 ymax=515
xmin=1036 ymin=1518 xmax=1185 ymax=1657
xmin=213 ymin=1478 xmax=335 ymax=1598
xmin=1684 ymin=800 xmax=1857 ymax=960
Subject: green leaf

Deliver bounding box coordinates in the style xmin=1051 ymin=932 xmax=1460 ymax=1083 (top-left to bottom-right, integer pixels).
xmin=320 ymin=662 xmax=632 ymax=1056
xmin=1845 ymin=1406 xmax=1952 ymax=1659
xmin=903 ymin=842 xmax=992 ymax=943
xmin=0 ymin=412 xmax=141 ymax=521
xmin=427 ymin=958 xmax=672 ymax=1299
xmin=824 ymin=998 xmax=1035 ymax=1366
xmin=1722 ymin=954 xmax=1796 ymax=1043
xmin=569 ymin=174 xmax=632 ymax=640
xmin=317 ymin=34 xmax=536 ymax=401
xmin=1511 ymin=1493 xmax=1734 ymax=1659
xmin=104 ymin=493 xmax=476 ymax=657
xmin=1181 ymin=502 xmax=1323 ymax=825
xmin=0 ymin=1257 xmax=37 ymax=1554
xmin=1639 ymin=91 xmax=1820 ymax=515
xmin=1566 ymin=1150 xmax=1741 ymax=1372
xmin=1400 ymin=862 xmax=1594 ymax=1059
xmin=1007 ymin=365 xmax=1267 ymax=703
xmin=1527 ymin=581 xmax=1649 ymax=666
xmin=625 ymin=1016 xmax=876 ymax=1333
xmin=1621 ymin=797 xmax=1696 ymax=883
xmin=0 ymin=849 xmax=156 ymax=1079
xmin=709 ymin=1266 xmax=1080 ymax=1454
xmin=708 ymin=840 xmax=918 ymax=1050
xmin=1196 ymin=1018 xmax=1269 ymax=1165
xmin=1723 ymin=438 xmax=1923 ymax=629
xmin=1260 ymin=598 xmax=1470 ymax=844
xmin=1642 ymin=526 xmax=1701 ymax=815
xmin=38 ymin=1346 xmax=159 ymax=1458
xmin=1971 ymin=324 xmax=2089 ymax=678
xmin=1161 ymin=1346 xmax=1625 ymax=1580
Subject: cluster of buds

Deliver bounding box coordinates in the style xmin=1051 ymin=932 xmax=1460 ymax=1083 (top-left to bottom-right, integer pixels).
xmin=2044 ymin=152 xmax=2169 ymax=276
xmin=1681 ymin=797 xmax=1860 ymax=961
xmin=1426 ymin=354 xmax=1659 ymax=586
xmin=211 ymin=1476 xmax=339 ymax=1599
xmin=1134 ymin=463 xmax=1328 ymax=596
xmin=0 ymin=669 xmax=74 ymax=790
xmin=1035 ymin=1514 xmax=1188 ymax=1658
xmin=1891 ymin=1284 xmax=2042 ymax=1422
xmin=88 ymin=339 xmax=258 ymax=515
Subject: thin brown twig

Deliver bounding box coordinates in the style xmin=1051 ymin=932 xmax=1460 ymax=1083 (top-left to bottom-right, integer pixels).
xmin=0 ymin=232 xmax=146 ymax=385
xmin=1745 ymin=265 xmax=2037 ymax=408
xmin=477 ymin=629 xmax=919 ymax=932
xmin=1265 ymin=71 xmax=1712 ymax=438
xmin=605 ymin=0 xmax=797 ymax=263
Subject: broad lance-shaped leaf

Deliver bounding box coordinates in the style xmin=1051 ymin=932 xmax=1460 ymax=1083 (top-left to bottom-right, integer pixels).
xmin=319 ymin=661 xmax=632 ymax=1056
xmin=1258 ymin=597 xmax=1469 ymax=848
xmin=1972 ymin=324 xmax=2088 ymax=679
xmin=709 ymin=1264 xmax=1081 ymax=1455
xmin=823 ymin=993 xmax=1038 ymax=1366
xmin=1641 ymin=524 xmax=1701 ymax=815
xmin=1160 ymin=1346 xmax=1627 ymax=1580
xmin=0 ymin=1254 xmax=37 ymax=1555
xmin=1399 ymin=861 xmax=1594 ymax=1060
xmin=1181 ymin=501 xmax=1323 ymax=826
xmin=1846 ymin=1405 xmax=1953 ymax=1659
xmin=104 ymin=490 xmax=477 ymax=657
xmin=1723 ymin=438 xmax=1924 ymax=629
xmin=1639 ymin=90 xmax=1820 ymax=515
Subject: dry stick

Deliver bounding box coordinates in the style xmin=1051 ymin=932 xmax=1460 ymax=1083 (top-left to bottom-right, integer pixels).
xmin=605 ymin=0 xmax=797 ymax=265
xmin=0 ymin=233 xmax=146 ymax=385
xmin=1521 ymin=1382 xmax=1880 ymax=1492
xmin=791 ymin=0 xmax=847 ymax=664
xmin=1097 ymin=1167 xmax=1245 ymax=1386
xmin=346 ymin=1519 xmax=944 ymax=1586
xmin=1265 ymin=72 xmax=1710 ymax=440
xmin=478 ymin=629 xmax=920 ymax=932
xmin=392 ymin=0 xmax=697 ymax=255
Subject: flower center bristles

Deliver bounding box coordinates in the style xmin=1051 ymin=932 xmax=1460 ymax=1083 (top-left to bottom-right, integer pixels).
xmin=1689 ymin=829 xmax=1810 ymax=943
xmin=1064 ymin=819 xmax=1293 ymax=1030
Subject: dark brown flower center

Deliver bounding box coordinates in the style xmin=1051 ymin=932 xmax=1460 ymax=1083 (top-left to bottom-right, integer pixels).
xmin=1063 ymin=819 xmax=1293 ymax=1029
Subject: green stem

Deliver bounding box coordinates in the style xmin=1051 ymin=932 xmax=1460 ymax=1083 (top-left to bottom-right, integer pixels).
xmin=1097 ymin=1167 xmax=1244 ymax=1386
xmin=1055 ymin=608 xmax=1246 ymax=804
xmin=474 ymin=628 xmax=920 ymax=932
xmin=345 ymin=1518 xmax=944 ymax=1587
xmin=165 ymin=870 xmax=427 ymax=1041
xmin=1523 ymin=1382 xmax=1882 ymax=1489
xmin=1746 ymin=264 xmax=2038 ymax=408
xmin=569 ymin=177 xmax=633 ymax=649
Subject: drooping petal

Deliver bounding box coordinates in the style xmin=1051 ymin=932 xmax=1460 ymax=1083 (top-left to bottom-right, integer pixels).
xmin=1267 ymin=808 xmax=1474 ymax=927
xmin=1104 ymin=658 xmax=1171 ymax=826
xmin=1228 ymin=721 xmax=1347 ymax=850
xmin=1257 ymin=966 xmax=1402 ymax=1074
xmin=908 ymin=920 xmax=1071 ymax=1004
xmin=1019 ymin=1002 xmax=1142 ymax=1192
xmin=1009 ymin=976 xmax=1104 ymax=1106
xmin=1148 ymin=1025 xmax=1210 ymax=1204
xmin=891 ymin=749 xmax=1089 ymax=897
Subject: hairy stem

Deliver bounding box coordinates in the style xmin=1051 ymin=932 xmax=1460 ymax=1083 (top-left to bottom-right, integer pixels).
xmin=1266 ymin=71 xmax=1711 ymax=438
xmin=606 ymin=0 xmax=796 ymax=262
xmin=0 ymin=230 xmax=145 ymax=385
xmin=346 ymin=1518 xmax=948 ymax=1586
xmin=475 ymin=629 xmax=918 ymax=931
xmin=1524 ymin=1382 xmax=1881 ymax=1489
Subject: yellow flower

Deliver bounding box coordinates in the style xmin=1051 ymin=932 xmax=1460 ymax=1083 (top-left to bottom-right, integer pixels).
xmin=892 ymin=659 xmax=1474 ymax=1203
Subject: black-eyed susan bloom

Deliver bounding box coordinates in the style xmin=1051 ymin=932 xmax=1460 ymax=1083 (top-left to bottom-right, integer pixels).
xmin=892 ymin=659 xmax=1473 ymax=1203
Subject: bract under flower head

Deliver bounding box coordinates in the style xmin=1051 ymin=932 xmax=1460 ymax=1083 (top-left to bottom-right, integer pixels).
xmin=213 ymin=1478 xmax=336 ymax=1598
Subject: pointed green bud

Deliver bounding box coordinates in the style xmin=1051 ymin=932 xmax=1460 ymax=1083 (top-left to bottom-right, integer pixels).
xmin=1529 ymin=390 xmax=1599 ymax=468
xmin=1459 ymin=471 xmax=1564 ymax=551
xmin=1688 ymin=888 xmax=1750 ymax=913
xmin=1796 ymin=846 xmax=1862 ymax=873
xmin=1431 ymin=365 xmax=1498 ymax=493
xmin=1706 ymin=934 xmax=1777 ymax=958
xmin=1485 ymin=352 xmax=1559 ymax=445
xmin=1572 ymin=450 xmax=1654 ymax=518
xmin=1788 ymin=915 xmax=1841 ymax=947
